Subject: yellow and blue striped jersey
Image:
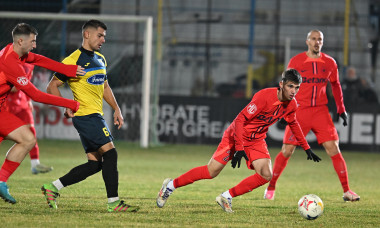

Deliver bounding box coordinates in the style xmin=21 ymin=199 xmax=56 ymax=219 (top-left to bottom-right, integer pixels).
xmin=54 ymin=47 xmax=107 ymax=116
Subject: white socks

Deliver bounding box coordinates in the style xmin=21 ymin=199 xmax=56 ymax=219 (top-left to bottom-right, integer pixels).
xmin=167 ymin=180 xmax=175 ymax=191
xmin=30 ymin=159 xmax=40 ymax=168
xmin=52 ymin=179 xmax=64 ymax=191
xmin=108 ymin=197 xmax=120 ymax=204
xmin=222 ymin=190 xmax=232 ymax=199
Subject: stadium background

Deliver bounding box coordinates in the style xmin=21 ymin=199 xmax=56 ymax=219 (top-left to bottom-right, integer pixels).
xmin=0 ymin=0 xmax=379 ymax=152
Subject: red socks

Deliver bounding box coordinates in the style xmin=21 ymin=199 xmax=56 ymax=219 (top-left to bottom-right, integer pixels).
xmin=173 ymin=165 xmax=212 ymax=188
xmin=0 ymin=159 xmax=21 ymax=182
xmin=267 ymin=152 xmax=289 ymax=191
xmin=229 ymin=173 xmax=268 ymax=197
xmin=331 ymin=153 xmax=349 ymax=192
xmin=29 ymin=126 xmax=39 ymax=160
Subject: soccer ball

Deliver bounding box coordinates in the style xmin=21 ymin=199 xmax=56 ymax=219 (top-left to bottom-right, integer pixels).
xmin=297 ymin=194 xmax=324 ymax=220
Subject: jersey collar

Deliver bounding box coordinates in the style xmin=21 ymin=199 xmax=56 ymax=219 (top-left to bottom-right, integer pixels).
xmin=80 ymin=46 xmax=95 ymax=57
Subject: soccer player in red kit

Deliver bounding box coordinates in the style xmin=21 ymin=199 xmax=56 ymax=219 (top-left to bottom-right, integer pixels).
xmin=0 ymin=23 xmax=85 ymax=204
xmin=5 ymin=63 xmax=53 ymax=174
xmin=156 ymin=69 xmax=321 ymax=213
xmin=264 ymin=29 xmax=360 ymax=202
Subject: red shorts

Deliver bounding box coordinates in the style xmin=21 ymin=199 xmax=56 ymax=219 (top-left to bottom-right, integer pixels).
xmin=283 ymin=105 xmax=338 ymax=145
xmin=212 ymin=127 xmax=270 ymax=170
xmin=13 ymin=108 xmax=34 ymax=125
xmin=0 ymin=111 xmax=26 ymax=141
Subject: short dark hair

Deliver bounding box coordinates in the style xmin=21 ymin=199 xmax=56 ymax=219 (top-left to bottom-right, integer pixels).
xmin=82 ymin=19 xmax=107 ymax=32
xmin=282 ymin=69 xmax=302 ymax=84
xmin=12 ymin=23 xmax=38 ymax=38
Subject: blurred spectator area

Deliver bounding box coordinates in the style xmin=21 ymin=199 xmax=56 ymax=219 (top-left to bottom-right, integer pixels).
xmin=0 ymin=0 xmax=379 ymax=102
xmin=341 ymin=66 xmax=379 ymax=106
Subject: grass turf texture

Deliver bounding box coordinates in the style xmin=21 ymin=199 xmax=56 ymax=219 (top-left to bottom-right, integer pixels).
xmin=0 ymin=139 xmax=379 ymax=227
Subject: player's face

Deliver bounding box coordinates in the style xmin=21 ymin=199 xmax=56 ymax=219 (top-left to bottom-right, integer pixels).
xmin=20 ymin=34 xmax=37 ymax=55
xmin=306 ymin=31 xmax=323 ymax=55
xmin=279 ymin=81 xmax=300 ymax=101
xmin=87 ymin=27 xmax=106 ymax=51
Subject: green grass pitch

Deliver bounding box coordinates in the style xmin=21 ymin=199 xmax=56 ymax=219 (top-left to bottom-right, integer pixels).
xmin=0 ymin=139 xmax=379 ymax=227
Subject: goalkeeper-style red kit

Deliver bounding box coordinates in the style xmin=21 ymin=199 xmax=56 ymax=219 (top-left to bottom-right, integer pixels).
xmin=212 ymin=87 xmax=310 ymax=169
xmin=0 ymin=43 xmax=79 ymax=139
xmin=284 ymin=52 xmax=344 ymax=144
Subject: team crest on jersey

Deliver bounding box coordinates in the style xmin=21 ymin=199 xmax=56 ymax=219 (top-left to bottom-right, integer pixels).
xmin=87 ymin=74 xmax=105 ymax=85
xmin=247 ymin=103 xmax=257 ymax=114
xmin=17 ymin=76 xmax=28 ymax=86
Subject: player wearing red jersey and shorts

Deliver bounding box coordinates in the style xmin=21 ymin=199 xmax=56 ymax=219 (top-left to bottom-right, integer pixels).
xmin=264 ymin=29 xmax=360 ymax=202
xmin=156 ymin=69 xmax=321 ymax=213
xmin=5 ymin=63 xmax=53 ymax=174
xmin=0 ymin=23 xmax=85 ymax=204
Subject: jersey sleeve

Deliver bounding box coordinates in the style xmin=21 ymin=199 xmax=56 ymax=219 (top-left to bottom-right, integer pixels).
xmin=233 ymin=91 xmax=266 ymax=151
xmin=52 ymin=55 xmax=78 ymax=82
xmin=328 ymin=60 xmax=346 ymax=114
xmin=285 ymin=106 xmax=310 ymax=151
xmin=5 ymin=66 xmax=79 ymax=112
xmin=25 ymin=53 xmax=78 ymax=79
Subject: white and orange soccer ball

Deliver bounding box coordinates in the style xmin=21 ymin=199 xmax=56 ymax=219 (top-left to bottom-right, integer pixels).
xmin=297 ymin=194 xmax=324 ymax=220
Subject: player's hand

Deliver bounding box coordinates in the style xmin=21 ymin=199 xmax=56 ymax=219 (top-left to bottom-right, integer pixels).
xmin=64 ymin=108 xmax=75 ymax=118
xmin=231 ymin=150 xmax=249 ymax=168
xmin=336 ymin=112 xmax=348 ymax=127
xmin=114 ymin=109 xmax=124 ymax=130
xmin=76 ymin=66 xmax=86 ymax=76
xmin=305 ymin=149 xmax=321 ymax=162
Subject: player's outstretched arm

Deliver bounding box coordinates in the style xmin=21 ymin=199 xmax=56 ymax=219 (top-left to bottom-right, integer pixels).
xmin=19 ymin=81 xmax=79 ymax=112
xmin=46 ymin=76 xmax=76 ymax=117
xmin=26 ymin=53 xmax=85 ymax=77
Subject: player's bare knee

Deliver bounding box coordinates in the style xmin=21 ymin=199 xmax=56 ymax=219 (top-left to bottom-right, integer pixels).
xmin=25 ymin=136 xmax=36 ymax=151
xmin=22 ymin=133 xmax=36 ymax=151
xmin=209 ymin=169 xmax=221 ymax=178
xmin=207 ymin=158 xmax=224 ymax=178
xmin=261 ymin=171 xmax=273 ymax=181
xmin=322 ymin=140 xmax=340 ymax=156
xmin=282 ymin=144 xmax=296 ymax=157
xmin=282 ymin=150 xmax=293 ymax=158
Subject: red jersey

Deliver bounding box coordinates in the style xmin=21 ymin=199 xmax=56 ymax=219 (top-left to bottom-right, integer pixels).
xmin=0 ymin=43 xmax=79 ymax=112
xmin=6 ymin=63 xmax=34 ymax=112
xmin=288 ymin=52 xmax=345 ymax=114
xmin=232 ymin=88 xmax=310 ymax=151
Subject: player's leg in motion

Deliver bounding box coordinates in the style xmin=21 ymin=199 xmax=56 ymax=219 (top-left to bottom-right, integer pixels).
xmin=41 ymin=158 xmax=102 ymax=209
xmin=29 ymin=126 xmax=53 ymax=174
xmin=156 ymin=159 xmax=220 ymax=208
xmin=157 ymin=133 xmax=232 ymax=208
xmin=322 ymin=140 xmax=360 ymax=202
xmin=264 ymin=144 xmax=295 ymax=200
xmin=100 ymin=147 xmax=140 ymax=212
xmin=156 ymin=134 xmax=235 ymax=208
xmin=0 ymin=125 xmax=36 ymax=204
xmin=217 ymin=158 xmax=271 ymax=213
